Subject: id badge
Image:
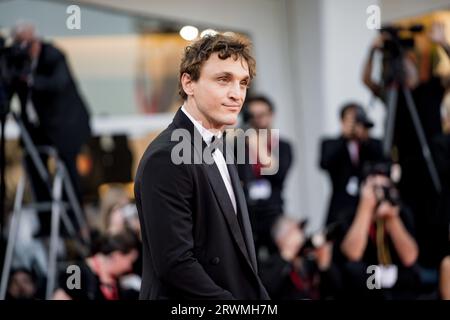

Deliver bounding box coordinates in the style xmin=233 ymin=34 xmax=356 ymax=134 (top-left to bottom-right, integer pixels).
xmin=346 ymin=176 xmax=359 ymax=196
xmin=378 ymin=264 xmax=398 ymax=289
xmin=248 ymin=179 xmax=272 ymax=201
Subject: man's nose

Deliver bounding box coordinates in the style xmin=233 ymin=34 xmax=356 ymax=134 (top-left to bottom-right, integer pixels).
xmin=228 ymin=81 xmax=242 ymax=100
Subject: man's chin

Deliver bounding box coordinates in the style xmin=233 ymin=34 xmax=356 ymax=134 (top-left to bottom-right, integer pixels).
xmin=222 ymin=117 xmax=238 ymax=127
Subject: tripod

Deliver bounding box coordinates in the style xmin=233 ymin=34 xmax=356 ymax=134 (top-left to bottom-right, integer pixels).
xmin=374 ymin=26 xmax=443 ymax=194
xmin=382 ymin=81 xmax=442 ymax=194
xmin=0 ymin=110 xmax=90 ymax=300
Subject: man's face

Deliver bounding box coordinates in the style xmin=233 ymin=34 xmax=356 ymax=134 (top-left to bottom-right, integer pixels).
xmin=341 ymin=108 xmax=357 ymax=138
xmin=14 ymin=30 xmax=40 ymax=59
xmin=341 ymin=108 xmax=356 ymax=126
xmin=248 ymin=101 xmax=273 ymax=130
xmin=110 ymin=250 xmax=138 ymax=277
xmin=185 ymin=53 xmax=250 ymax=130
xmin=354 ymin=123 xmax=369 ymax=140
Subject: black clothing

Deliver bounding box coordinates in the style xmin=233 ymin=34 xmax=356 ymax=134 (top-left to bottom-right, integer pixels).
xmin=334 ymin=206 xmax=421 ymax=299
xmin=17 ymin=42 xmax=91 ymax=236
xmin=58 ymin=261 xmax=115 ymax=300
xmin=134 ymin=108 xmax=269 ymax=300
xmin=237 ymin=138 xmax=293 ymax=253
xmin=320 ymin=137 xmax=383 ymax=225
xmin=381 ymin=77 xmax=445 ymax=267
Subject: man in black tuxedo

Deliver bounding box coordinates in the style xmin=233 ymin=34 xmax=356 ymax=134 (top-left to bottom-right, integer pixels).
xmin=12 ymin=23 xmax=91 ymax=236
xmin=319 ymin=103 xmax=383 ymax=226
xmin=134 ymin=34 xmax=269 ymax=299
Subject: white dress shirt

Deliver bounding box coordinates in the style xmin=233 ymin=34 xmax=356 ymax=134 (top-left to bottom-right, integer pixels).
xmin=181 ymin=106 xmax=237 ymax=214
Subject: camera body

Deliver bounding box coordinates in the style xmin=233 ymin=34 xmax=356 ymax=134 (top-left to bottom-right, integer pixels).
xmin=374 ymin=184 xmax=400 ymax=206
xmin=379 ymin=24 xmax=424 ymax=85
xmin=363 ymin=161 xmax=401 ymax=206
xmin=0 ymin=34 xmax=33 ymax=114
xmin=296 ymin=220 xmax=341 ymax=257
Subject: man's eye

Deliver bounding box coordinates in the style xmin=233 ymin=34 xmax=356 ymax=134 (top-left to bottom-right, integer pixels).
xmin=218 ymin=78 xmax=228 ymax=83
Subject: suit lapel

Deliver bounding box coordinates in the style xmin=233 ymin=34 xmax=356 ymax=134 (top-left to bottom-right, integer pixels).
xmin=202 ymin=162 xmax=255 ymax=268
xmin=226 ymin=159 xmax=258 ymax=272
xmin=173 ymin=108 xmax=258 ymax=273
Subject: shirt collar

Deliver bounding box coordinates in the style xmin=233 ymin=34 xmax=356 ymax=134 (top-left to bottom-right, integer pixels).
xmin=181 ymin=105 xmax=222 ymax=146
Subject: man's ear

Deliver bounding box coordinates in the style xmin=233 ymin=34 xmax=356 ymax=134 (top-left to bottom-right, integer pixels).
xmin=181 ymin=73 xmax=194 ymax=96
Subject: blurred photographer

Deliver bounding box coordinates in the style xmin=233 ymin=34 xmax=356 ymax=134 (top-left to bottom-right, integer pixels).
xmin=363 ymin=23 xmax=449 ymax=150
xmin=260 ymin=216 xmax=331 ymax=300
xmin=237 ymin=95 xmax=293 ymax=255
xmin=337 ymin=165 xmax=420 ymax=299
xmin=10 ymin=22 xmax=91 ymax=237
xmin=363 ymin=22 xmax=450 ymax=268
xmin=259 ymin=215 xmax=342 ymax=300
xmin=53 ymin=231 xmax=139 ymax=300
xmin=320 ymin=103 xmax=383 ymax=226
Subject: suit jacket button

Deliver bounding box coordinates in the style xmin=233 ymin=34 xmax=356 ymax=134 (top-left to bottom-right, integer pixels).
xmin=210 ymin=257 xmax=220 ymax=265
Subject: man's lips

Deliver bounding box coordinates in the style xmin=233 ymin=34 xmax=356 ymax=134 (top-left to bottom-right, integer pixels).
xmin=223 ymin=104 xmax=241 ymax=110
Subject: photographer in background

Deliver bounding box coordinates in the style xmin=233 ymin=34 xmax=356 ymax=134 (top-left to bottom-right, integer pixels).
xmin=362 ymin=22 xmax=450 ymax=268
xmin=237 ymin=95 xmax=293 ymax=255
xmin=336 ymin=164 xmax=420 ymax=299
xmin=258 ymin=215 xmax=340 ymax=300
xmin=320 ymin=103 xmax=383 ymax=226
xmin=11 ymin=22 xmax=91 ymax=237
xmin=53 ymin=231 xmax=139 ymax=300
xmin=100 ymin=201 xmax=142 ymax=298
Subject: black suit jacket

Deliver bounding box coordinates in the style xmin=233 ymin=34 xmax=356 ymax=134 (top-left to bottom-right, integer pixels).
xmin=134 ymin=108 xmax=269 ymax=300
xmin=237 ymin=139 xmax=293 ymax=215
xmin=320 ymin=137 xmax=383 ymax=225
xmin=20 ymin=42 xmax=91 ymax=155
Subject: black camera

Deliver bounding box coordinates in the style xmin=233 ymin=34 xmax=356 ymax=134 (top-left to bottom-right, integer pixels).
xmin=0 ymin=38 xmax=33 ymax=82
xmin=0 ymin=35 xmax=33 ymax=114
xmin=374 ymin=184 xmax=400 ymax=206
xmin=297 ymin=220 xmax=341 ymax=256
xmin=380 ymin=25 xmax=423 ymax=50
xmin=362 ymin=161 xmax=401 ymax=206
xmin=379 ymin=24 xmax=424 ymax=85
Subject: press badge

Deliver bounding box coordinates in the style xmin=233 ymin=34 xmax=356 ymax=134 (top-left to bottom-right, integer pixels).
xmin=248 ymin=179 xmax=272 ymax=201
xmin=346 ymin=176 xmax=359 ymax=196
xmin=377 ymin=264 xmax=398 ymax=289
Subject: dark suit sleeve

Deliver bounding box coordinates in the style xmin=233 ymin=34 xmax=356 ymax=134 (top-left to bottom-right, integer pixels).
xmin=139 ymin=149 xmax=235 ymax=299
xmin=432 ymin=135 xmax=450 ymax=178
xmin=364 ymin=139 xmax=383 ymax=162
xmin=319 ymin=138 xmax=346 ymax=171
xmin=33 ymin=47 xmax=71 ymax=93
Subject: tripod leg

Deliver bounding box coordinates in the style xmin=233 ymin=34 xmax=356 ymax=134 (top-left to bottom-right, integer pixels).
xmin=60 ymin=205 xmax=76 ymax=237
xmin=383 ymin=86 xmax=399 ymax=158
xmin=61 ymin=164 xmax=90 ymax=244
xmin=0 ymin=174 xmax=26 ymax=300
xmin=402 ymin=87 xmax=442 ymax=194
xmin=12 ymin=112 xmax=51 ymax=190
xmin=45 ymin=168 xmax=64 ymax=300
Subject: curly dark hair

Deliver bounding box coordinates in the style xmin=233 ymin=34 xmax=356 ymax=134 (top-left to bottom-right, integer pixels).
xmin=178 ymin=33 xmax=256 ymax=100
